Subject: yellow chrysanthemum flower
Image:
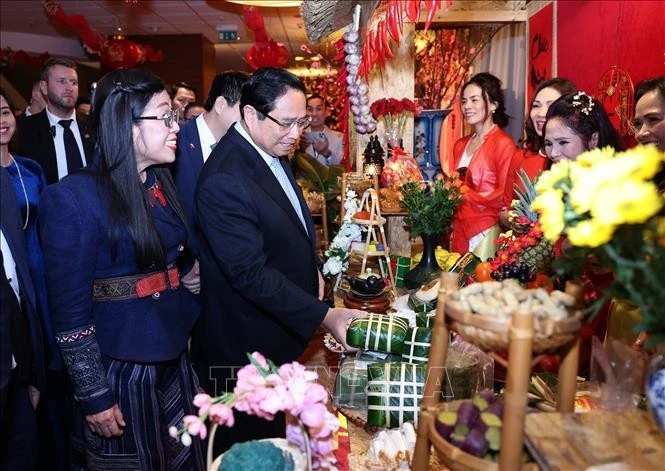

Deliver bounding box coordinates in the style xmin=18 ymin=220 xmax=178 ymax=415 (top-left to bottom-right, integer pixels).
xmin=614 ymin=145 xmax=663 ymax=181
xmin=568 ymin=167 xmax=614 ymax=214
xmin=531 ymin=189 xmax=565 ymax=242
xmin=575 ymin=146 xmax=616 ymax=168
xmin=567 ymin=219 xmax=616 ymax=248
xmin=590 ymin=180 xmax=663 ymax=226
xmin=535 ymin=160 xmax=572 ymax=194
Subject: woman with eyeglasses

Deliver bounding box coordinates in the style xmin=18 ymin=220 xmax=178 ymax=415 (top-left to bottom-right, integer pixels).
xmin=39 ymin=68 xmax=204 ymax=470
xmin=543 ymin=91 xmax=624 ymax=163
xmin=633 ymin=76 xmax=665 ymax=152
xmin=633 ymin=76 xmax=665 ymax=192
xmin=444 ymin=72 xmax=516 ymax=259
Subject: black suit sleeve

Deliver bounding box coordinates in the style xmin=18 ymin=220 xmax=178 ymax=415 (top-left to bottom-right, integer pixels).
xmin=197 ymin=171 xmax=327 ymax=339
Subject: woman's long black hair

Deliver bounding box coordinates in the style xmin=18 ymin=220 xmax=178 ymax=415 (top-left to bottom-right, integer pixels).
xmin=460 ymin=73 xmax=510 ymax=128
xmin=91 ymin=68 xmax=187 ymax=270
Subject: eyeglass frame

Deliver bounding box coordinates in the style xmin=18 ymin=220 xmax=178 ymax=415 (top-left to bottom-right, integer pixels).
xmin=628 ymin=114 xmax=664 ymax=136
xmin=134 ymin=108 xmax=180 ymax=128
xmin=258 ymin=109 xmax=312 ymax=131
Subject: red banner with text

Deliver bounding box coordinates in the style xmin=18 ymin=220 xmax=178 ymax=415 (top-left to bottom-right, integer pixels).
xmin=527 ymin=3 xmax=553 ymax=105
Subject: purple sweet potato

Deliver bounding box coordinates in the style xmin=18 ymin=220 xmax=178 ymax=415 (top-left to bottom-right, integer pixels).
xmin=435 ymin=410 xmax=457 ymax=440
xmin=461 ymin=428 xmax=489 ymax=457
xmin=456 ymin=401 xmax=480 ymax=427
xmin=486 ymin=399 xmax=504 ymax=419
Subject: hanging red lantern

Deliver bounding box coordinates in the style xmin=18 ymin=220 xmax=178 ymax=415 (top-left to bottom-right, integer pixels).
xmin=43 ymin=1 xmax=163 ymax=70
xmin=100 ymin=35 xmax=145 ymax=69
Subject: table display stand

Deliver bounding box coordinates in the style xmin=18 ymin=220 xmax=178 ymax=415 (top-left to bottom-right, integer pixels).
xmin=412 ymin=272 xmax=583 ymax=471
xmin=351 ymin=188 xmax=395 ymax=289
xmin=311 ymin=197 xmax=329 ymax=251
xmin=339 ymin=172 xmax=379 ymax=221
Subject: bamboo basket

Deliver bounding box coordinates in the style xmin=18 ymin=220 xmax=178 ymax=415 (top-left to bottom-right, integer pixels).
xmin=428 ymin=400 xmax=498 ymax=471
xmin=428 ymin=400 xmax=538 ymax=471
xmin=445 ymin=301 xmax=581 ymax=354
xmin=207 ymin=420 xmax=312 ymax=471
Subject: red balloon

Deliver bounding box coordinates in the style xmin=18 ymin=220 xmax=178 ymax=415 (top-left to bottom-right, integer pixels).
xmin=246 ymin=39 xmax=289 ymax=70
xmin=100 ymin=37 xmax=146 ymax=69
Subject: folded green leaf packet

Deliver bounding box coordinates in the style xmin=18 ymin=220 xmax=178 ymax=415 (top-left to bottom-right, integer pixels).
xmin=407 ymin=292 xmax=437 ymax=314
xmin=415 ymin=312 xmax=436 ymax=328
xmin=346 ymin=313 xmax=409 ymax=354
xmin=366 ymin=361 xmax=427 ymax=428
xmin=401 ymin=327 xmax=432 ymax=364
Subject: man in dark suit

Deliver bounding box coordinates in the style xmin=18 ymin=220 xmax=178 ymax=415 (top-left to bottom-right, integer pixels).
xmin=1 ymin=166 xmax=46 ymax=470
xmin=192 ymin=68 xmax=364 ymax=453
xmin=173 ymin=71 xmax=249 ymax=259
xmin=17 ymin=57 xmax=94 ymax=184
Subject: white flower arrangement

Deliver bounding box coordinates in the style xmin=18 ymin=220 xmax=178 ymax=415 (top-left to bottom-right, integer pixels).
xmin=571 ymin=91 xmax=595 ymax=116
xmin=322 ymin=188 xmax=365 ymax=277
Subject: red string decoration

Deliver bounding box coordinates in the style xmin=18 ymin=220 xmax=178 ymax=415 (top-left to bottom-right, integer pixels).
xmin=42 ymin=1 xmax=163 ymax=69
xmin=242 ymin=6 xmax=289 ymax=70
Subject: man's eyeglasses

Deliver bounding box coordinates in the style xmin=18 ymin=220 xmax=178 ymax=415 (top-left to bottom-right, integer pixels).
xmin=134 ymin=109 xmax=179 ymax=128
xmin=260 ymin=111 xmax=311 ymax=131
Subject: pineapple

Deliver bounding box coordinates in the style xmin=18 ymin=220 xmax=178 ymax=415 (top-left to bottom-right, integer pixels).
xmin=508 ymin=169 xmax=554 ymax=273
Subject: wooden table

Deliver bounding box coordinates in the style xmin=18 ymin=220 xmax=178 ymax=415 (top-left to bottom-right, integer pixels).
xmin=524 ymin=410 xmax=665 ymax=470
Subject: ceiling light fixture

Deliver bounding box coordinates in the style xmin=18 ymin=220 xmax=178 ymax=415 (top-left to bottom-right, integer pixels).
xmin=225 ymin=1 xmax=302 ymax=7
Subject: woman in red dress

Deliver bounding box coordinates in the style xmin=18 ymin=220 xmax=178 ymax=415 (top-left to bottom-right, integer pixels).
xmin=501 ymin=78 xmax=576 ymax=226
xmin=445 ymin=73 xmax=516 ymax=259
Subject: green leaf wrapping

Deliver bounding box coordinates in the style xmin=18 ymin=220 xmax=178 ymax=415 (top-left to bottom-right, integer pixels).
xmin=346 ymin=314 xmax=409 ymax=354
xmin=401 ymin=327 xmax=432 ymax=364
xmin=415 ymin=312 xmax=436 ymax=328
xmin=366 ymin=362 xmax=427 ymax=428
xmin=407 ymin=292 xmax=437 ymax=313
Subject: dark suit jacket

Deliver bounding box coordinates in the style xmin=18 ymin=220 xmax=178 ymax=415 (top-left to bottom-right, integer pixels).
xmin=191 ymin=126 xmax=328 ymax=382
xmin=173 ymin=118 xmax=206 ymax=257
xmin=0 ymin=167 xmax=45 ymax=392
xmin=16 ymin=110 xmax=95 ymax=184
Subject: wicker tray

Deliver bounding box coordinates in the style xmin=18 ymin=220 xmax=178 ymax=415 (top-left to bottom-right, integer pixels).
xmin=428 ymin=401 xmax=498 ymax=471
xmin=445 ymin=301 xmax=581 ymax=354
xmin=428 ymin=401 xmax=538 ymax=471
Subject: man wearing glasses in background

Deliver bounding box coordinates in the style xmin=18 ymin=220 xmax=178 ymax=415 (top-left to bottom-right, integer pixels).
xmin=192 ymin=67 xmax=365 ymax=455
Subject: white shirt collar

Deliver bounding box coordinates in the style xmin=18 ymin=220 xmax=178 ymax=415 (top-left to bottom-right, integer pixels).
xmin=195 ymin=113 xmax=217 ymax=162
xmin=45 ymin=107 xmax=76 ymax=127
xmin=234 ymin=121 xmax=275 ymax=168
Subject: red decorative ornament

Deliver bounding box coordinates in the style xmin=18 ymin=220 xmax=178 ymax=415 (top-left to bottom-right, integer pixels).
xmin=241 ymin=6 xmax=289 ymax=70
xmin=100 ymin=36 xmax=145 ymax=69
xmin=43 ymin=1 xmax=163 ymax=70
xmin=246 ymin=39 xmax=289 ymax=70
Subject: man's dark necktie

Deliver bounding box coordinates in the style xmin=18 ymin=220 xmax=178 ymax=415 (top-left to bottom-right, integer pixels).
xmin=59 ymin=119 xmax=83 ymax=173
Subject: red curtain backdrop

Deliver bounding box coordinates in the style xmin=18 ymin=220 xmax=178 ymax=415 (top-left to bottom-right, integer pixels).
xmin=527 ymin=3 xmax=553 ymax=105
xmin=557 ymin=0 xmax=665 ymax=93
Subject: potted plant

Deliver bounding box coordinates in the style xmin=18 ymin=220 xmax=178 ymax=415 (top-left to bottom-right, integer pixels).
xmin=400 ymin=172 xmax=466 ymax=288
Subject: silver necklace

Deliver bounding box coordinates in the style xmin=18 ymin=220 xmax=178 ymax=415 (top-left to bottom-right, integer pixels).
xmin=9 ymin=155 xmax=29 ymax=230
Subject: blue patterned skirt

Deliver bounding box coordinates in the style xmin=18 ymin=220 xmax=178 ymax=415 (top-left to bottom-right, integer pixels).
xmin=83 ymin=353 xmax=205 ymax=471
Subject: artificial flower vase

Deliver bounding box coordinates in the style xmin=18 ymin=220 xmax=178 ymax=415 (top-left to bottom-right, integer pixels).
xmin=404 ymin=233 xmax=443 ymax=289
xmin=645 ymin=346 xmax=665 ymax=433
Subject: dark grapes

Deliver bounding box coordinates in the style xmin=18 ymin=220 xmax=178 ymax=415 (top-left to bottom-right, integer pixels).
xmin=489 ymin=260 xmax=534 ymax=285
